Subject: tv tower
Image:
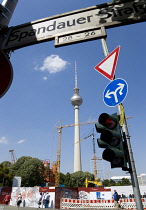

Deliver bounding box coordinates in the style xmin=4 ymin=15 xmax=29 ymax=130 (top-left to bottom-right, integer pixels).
xmin=71 ymin=62 xmax=83 ymax=172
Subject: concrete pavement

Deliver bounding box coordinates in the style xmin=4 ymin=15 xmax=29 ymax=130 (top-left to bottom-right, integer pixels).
xmin=0 ymin=205 xmax=136 ymax=210
xmin=0 ymin=205 xmax=38 ymax=210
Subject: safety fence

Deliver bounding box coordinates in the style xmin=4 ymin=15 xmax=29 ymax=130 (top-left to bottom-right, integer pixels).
xmin=61 ymin=198 xmax=146 ymax=209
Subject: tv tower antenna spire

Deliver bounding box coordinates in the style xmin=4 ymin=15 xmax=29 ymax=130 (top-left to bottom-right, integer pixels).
xmin=75 ymin=61 xmax=78 ymax=88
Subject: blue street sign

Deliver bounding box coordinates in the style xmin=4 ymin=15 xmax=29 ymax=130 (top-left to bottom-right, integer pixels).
xmin=103 ymin=78 xmax=128 ymax=107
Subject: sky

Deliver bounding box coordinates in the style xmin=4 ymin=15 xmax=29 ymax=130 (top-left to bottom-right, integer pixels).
xmin=0 ymin=0 xmax=146 ymax=179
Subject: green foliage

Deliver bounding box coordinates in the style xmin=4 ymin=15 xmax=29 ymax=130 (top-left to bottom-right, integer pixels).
xmin=60 ymin=171 xmax=95 ymax=187
xmin=0 ymin=164 xmax=14 ymax=187
xmin=63 ymin=172 xmax=72 ymax=187
xmin=118 ymin=178 xmax=131 ymax=186
xmin=10 ymin=156 xmax=45 ymax=187
xmin=0 ymin=157 xmax=131 ymax=188
xmin=71 ymin=171 xmax=84 ymax=187
xmin=102 ymin=178 xmax=131 ymax=187
xmin=60 ymin=172 xmax=66 ymax=185
xmin=1 ymin=161 xmax=11 ymax=168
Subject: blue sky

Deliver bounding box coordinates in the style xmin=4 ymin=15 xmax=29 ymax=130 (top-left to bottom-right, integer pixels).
xmin=0 ymin=0 xmax=146 ymax=179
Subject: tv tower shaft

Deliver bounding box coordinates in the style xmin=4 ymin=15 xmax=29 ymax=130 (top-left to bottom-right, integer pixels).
xmin=71 ymin=62 xmax=83 ymax=172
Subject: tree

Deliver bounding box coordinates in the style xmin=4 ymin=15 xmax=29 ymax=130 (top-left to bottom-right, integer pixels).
xmin=119 ymin=178 xmax=131 ymax=186
xmin=58 ymin=171 xmax=94 ymax=187
xmin=0 ymin=164 xmax=14 ymax=187
xmin=71 ymin=171 xmax=94 ymax=187
xmin=110 ymin=179 xmax=117 ymax=186
xmin=60 ymin=172 xmax=66 ymax=185
xmin=102 ymin=179 xmax=111 ymax=187
xmin=1 ymin=161 xmax=11 ymax=168
xmin=102 ymin=179 xmax=116 ymax=187
xmin=64 ymin=172 xmax=72 ymax=187
xmin=10 ymin=156 xmax=45 ymax=187
xmin=102 ymin=178 xmax=131 ymax=187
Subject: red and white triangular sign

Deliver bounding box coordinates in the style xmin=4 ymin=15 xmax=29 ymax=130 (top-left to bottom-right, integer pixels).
xmin=94 ymin=46 xmax=120 ymax=80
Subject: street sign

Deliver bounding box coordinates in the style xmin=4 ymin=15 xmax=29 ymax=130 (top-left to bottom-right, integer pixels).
xmin=2 ymin=0 xmax=146 ymax=50
xmin=94 ymin=46 xmax=120 ymax=80
xmin=55 ymin=27 xmax=106 ymax=47
xmin=103 ymin=78 xmax=128 ymax=107
xmin=0 ymin=49 xmax=13 ymax=98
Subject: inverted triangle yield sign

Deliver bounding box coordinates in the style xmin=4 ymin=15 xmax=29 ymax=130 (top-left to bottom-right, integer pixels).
xmin=94 ymin=46 xmax=120 ymax=80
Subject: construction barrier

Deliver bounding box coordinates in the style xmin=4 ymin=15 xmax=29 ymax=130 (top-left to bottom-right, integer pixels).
xmin=0 ymin=187 xmax=55 ymax=208
xmin=1 ymin=187 xmax=146 ymax=209
xmin=61 ymin=198 xmax=146 ymax=209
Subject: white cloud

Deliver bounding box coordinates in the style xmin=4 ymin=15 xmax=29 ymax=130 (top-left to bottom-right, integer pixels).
xmin=43 ymin=76 xmax=48 ymax=80
xmin=0 ymin=136 xmax=8 ymax=144
xmin=38 ymin=55 xmax=69 ymax=74
xmin=17 ymin=139 xmax=25 ymax=144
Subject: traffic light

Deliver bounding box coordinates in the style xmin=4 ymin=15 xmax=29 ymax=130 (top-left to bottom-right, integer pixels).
xmin=0 ymin=49 xmax=13 ymax=98
xmin=95 ymin=113 xmax=128 ymax=171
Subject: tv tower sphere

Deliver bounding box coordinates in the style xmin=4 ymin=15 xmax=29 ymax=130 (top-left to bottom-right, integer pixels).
xmin=71 ymin=88 xmax=83 ymax=107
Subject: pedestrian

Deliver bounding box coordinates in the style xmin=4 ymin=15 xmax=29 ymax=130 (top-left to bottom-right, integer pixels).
xmin=113 ymin=190 xmax=120 ymax=208
xmin=4 ymin=193 xmax=11 ymax=205
xmin=17 ymin=193 xmax=22 ymax=207
xmin=23 ymin=200 xmax=26 ymax=207
xmin=44 ymin=192 xmax=50 ymax=208
xmin=42 ymin=192 xmax=46 ymax=208
xmin=38 ymin=192 xmax=43 ymax=208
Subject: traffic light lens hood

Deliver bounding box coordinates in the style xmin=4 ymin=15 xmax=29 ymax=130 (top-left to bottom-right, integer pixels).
xmin=95 ymin=123 xmax=105 ymax=133
xmin=103 ymin=148 xmax=124 ymax=166
xmin=101 ymin=130 xmax=120 ymax=146
xmin=102 ymin=149 xmax=114 ymax=162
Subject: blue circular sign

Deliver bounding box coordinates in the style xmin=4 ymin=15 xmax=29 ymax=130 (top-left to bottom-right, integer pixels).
xmin=103 ymin=78 xmax=128 ymax=107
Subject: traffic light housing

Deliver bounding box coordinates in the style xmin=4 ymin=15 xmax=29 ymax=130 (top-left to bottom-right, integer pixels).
xmin=95 ymin=113 xmax=128 ymax=171
xmin=0 ymin=49 xmax=13 ymax=98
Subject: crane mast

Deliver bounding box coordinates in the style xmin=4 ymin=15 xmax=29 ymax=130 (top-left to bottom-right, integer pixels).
xmin=92 ymin=133 xmax=98 ymax=180
xmin=55 ymin=121 xmax=98 ymax=186
xmin=9 ymin=149 xmax=15 ymax=164
xmin=55 ymin=129 xmax=62 ymax=187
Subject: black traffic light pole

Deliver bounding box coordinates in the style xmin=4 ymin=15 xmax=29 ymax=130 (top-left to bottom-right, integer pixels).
xmin=117 ymin=104 xmax=143 ymax=210
xmin=101 ymin=37 xmax=143 ymax=210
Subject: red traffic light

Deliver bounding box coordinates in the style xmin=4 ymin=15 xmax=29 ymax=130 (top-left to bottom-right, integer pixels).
xmin=0 ymin=49 xmax=13 ymax=98
xmin=98 ymin=113 xmax=117 ymax=129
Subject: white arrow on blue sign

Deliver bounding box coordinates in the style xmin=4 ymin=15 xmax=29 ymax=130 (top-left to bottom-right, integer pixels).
xmin=103 ymin=78 xmax=128 ymax=107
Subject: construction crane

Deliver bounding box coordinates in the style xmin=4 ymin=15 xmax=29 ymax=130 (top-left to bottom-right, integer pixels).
xmin=55 ymin=128 xmax=62 ymax=187
xmin=75 ymin=131 xmax=98 ymax=180
xmin=54 ymin=120 xmax=98 ymax=187
xmin=91 ymin=132 xmax=98 ymax=180
xmin=9 ymin=150 xmax=16 ymax=164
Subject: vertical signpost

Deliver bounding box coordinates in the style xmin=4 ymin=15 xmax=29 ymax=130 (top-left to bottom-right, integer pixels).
xmin=94 ymin=36 xmax=143 ymax=210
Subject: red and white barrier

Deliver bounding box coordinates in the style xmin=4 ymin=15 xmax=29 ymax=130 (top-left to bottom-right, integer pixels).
xmin=61 ymin=198 xmax=146 ymax=209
